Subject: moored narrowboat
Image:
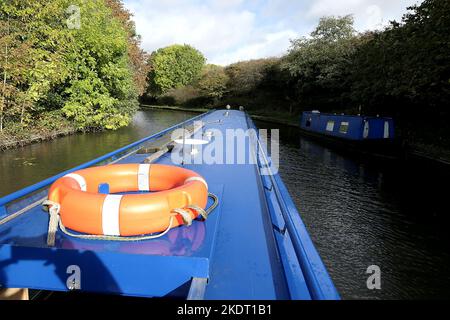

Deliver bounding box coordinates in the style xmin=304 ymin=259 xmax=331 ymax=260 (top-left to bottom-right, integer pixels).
xmin=300 ymin=111 xmax=400 ymax=159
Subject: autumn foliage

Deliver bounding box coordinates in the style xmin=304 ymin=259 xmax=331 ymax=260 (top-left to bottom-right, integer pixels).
xmin=0 ymin=0 xmax=148 ymax=133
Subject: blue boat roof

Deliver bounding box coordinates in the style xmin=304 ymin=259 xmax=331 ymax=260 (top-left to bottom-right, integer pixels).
xmin=0 ymin=110 xmax=339 ymax=300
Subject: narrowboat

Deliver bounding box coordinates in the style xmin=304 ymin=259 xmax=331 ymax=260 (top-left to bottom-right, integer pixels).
xmin=0 ymin=109 xmax=339 ymax=300
xmin=300 ymin=111 xmax=400 ymax=160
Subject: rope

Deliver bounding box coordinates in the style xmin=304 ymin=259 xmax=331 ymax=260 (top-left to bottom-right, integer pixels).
xmin=43 ymin=200 xmax=60 ymax=246
xmin=58 ymin=216 xmax=176 ymax=242
xmin=187 ymin=205 xmax=208 ymax=221
xmin=172 ymin=208 xmax=193 ymax=226
xmin=44 ymin=192 xmax=218 ymax=246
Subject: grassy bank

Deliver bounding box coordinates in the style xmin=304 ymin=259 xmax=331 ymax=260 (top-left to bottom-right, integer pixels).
xmin=248 ymin=110 xmax=301 ymax=127
xmin=140 ymin=104 xmax=209 ymax=114
xmin=0 ymin=127 xmax=78 ymax=151
xmin=0 ymin=105 xmax=207 ymax=151
xmin=0 ymin=111 xmax=79 ymax=151
xmin=140 ymin=104 xmax=301 ymax=127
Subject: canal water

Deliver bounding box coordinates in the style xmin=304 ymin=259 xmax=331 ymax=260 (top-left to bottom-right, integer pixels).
xmin=1 ymin=109 xmax=449 ymax=299
xmin=257 ymin=121 xmax=450 ymax=300
xmin=0 ymin=110 xmax=196 ymax=197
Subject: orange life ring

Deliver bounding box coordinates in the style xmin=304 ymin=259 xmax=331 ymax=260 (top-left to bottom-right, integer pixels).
xmin=48 ymin=164 xmax=208 ymax=236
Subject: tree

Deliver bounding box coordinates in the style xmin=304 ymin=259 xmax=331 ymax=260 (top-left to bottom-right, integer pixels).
xmin=225 ymin=59 xmax=276 ymax=95
xmin=347 ymin=0 xmax=450 ymax=146
xmin=0 ymin=0 xmax=42 ymax=130
xmin=197 ymin=64 xmax=229 ymax=102
xmin=310 ymin=15 xmax=356 ymax=42
xmin=147 ymin=44 xmax=205 ymax=95
xmin=221 ymin=58 xmax=289 ymax=112
xmin=0 ymin=0 xmax=142 ymax=132
xmin=350 ymin=0 xmax=450 ymax=114
xmin=105 ymin=0 xmax=149 ymax=96
xmin=283 ymin=15 xmax=358 ymax=111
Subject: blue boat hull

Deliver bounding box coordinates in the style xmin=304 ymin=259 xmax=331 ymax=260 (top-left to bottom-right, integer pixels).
xmin=0 ymin=110 xmax=339 ymax=300
xmin=298 ymin=127 xmax=403 ymax=161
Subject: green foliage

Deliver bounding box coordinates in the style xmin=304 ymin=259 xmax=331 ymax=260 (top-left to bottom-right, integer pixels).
xmin=350 ymin=0 xmax=450 ymax=117
xmin=283 ymin=15 xmax=357 ymax=110
xmin=159 ymin=85 xmax=200 ymax=106
xmin=147 ymin=44 xmax=206 ymax=95
xmin=310 ymin=15 xmax=356 ymax=41
xmin=225 ymin=59 xmax=278 ymax=95
xmin=197 ymin=64 xmax=229 ymax=100
xmin=0 ymin=0 xmax=143 ymax=132
xmin=61 ymin=0 xmax=138 ymax=129
xmin=105 ymin=0 xmax=150 ymax=96
xmin=280 ymin=0 xmax=450 ymax=128
xmin=219 ymin=58 xmax=291 ymax=111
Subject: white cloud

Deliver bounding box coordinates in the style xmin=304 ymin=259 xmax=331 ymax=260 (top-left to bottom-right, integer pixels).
xmin=366 ymin=5 xmax=384 ymax=30
xmin=306 ymin=0 xmax=423 ymax=31
xmin=213 ymin=29 xmax=298 ymax=65
xmin=123 ymin=0 xmax=424 ymax=66
xmin=125 ymin=0 xmax=259 ymax=65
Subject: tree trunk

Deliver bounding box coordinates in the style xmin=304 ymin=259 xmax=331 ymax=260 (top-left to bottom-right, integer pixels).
xmin=1 ymin=51 xmax=7 ymax=132
xmin=0 ymin=101 xmax=4 ymax=132
xmin=1 ymin=15 xmax=9 ymax=132
xmin=20 ymin=104 xmax=24 ymax=125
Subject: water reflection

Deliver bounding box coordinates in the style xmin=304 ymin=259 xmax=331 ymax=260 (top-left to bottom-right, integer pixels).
xmin=0 ymin=110 xmax=197 ymax=197
xmin=257 ymin=121 xmax=450 ymax=300
xmin=57 ymin=221 xmax=206 ymax=257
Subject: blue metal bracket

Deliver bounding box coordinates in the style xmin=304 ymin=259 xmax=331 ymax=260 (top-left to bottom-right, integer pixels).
xmin=98 ymin=183 xmax=110 ymax=195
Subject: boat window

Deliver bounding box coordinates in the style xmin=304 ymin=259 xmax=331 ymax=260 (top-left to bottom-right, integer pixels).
xmin=363 ymin=121 xmax=369 ymax=139
xmin=339 ymin=122 xmax=349 ymax=134
xmin=326 ymin=121 xmax=335 ymax=132
xmin=306 ymin=118 xmax=312 ymax=127
xmin=384 ymin=121 xmax=390 ymax=138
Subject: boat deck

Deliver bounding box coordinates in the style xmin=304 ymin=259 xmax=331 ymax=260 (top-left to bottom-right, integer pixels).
xmin=0 ymin=110 xmax=339 ymax=300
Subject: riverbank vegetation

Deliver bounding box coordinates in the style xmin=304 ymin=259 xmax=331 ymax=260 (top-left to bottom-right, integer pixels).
xmin=0 ymin=0 xmax=148 ymax=149
xmin=143 ymin=0 xmax=450 ymax=152
xmin=1 ymin=0 xmax=449 ymax=156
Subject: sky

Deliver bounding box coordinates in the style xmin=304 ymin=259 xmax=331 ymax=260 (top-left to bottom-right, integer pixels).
xmin=123 ymin=0 xmax=424 ymax=66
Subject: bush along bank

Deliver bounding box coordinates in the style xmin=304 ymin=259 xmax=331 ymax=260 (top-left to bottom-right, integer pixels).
xmin=0 ymin=111 xmax=78 ymax=151
xmin=0 ymin=0 xmax=149 ymax=145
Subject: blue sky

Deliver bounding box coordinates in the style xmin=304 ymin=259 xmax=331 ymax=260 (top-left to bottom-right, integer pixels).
xmin=123 ymin=0 xmax=423 ymax=65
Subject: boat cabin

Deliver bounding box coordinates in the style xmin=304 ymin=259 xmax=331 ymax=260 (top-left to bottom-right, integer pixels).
xmin=300 ymin=111 xmax=395 ymax=141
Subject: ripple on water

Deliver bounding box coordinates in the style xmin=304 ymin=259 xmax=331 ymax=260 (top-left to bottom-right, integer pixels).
xmin=260 ymin=122 xmax=450 ymax=299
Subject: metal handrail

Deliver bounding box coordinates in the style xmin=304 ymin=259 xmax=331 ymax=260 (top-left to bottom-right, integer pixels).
xmin=0 ymin=111 xmax=211 ymax=208
xmin=246 ymin=113 xmax=339 ymax=300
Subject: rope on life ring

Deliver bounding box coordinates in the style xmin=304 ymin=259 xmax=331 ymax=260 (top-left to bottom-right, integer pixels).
xmin=43 ymin=192 xmax=219 ymax=246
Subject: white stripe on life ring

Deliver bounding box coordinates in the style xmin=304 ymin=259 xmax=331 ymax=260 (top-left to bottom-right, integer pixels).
xmin=102 ymin=195 xmax=122 ymax=236
xmin=184 ymin=177 xmax=208 ymax=191
xmin=138 ymin=164 xmax=151 ymax=191
xmin=64 ymin=173 xmax=87 ymax=191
